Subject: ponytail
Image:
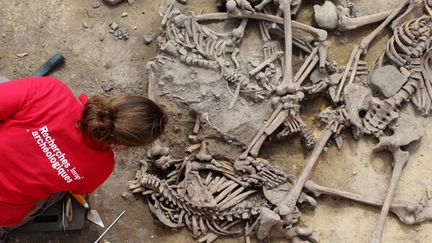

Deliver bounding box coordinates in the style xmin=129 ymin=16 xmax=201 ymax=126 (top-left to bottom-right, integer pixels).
xmin=78 ymin=95 xmax=167 ymax=146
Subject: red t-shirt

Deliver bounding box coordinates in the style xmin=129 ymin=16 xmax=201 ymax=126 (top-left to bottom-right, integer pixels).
xmin=0 ymin=77 xmax=114 ymax=226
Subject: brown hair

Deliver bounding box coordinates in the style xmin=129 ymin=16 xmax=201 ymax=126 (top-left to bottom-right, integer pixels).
xmin=78 ymin=95 xmax=167 ymax=146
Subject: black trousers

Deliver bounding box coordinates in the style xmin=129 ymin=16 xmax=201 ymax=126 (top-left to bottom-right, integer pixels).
xmin=0 ymin=192 xmax=66 ymax=242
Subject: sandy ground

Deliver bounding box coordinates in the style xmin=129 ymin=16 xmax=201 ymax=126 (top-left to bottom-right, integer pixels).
xmin=1 ymin=0 xmax=432 ymax=242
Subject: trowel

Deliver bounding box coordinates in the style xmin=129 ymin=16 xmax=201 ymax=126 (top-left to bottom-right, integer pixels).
xmin=69 ymin=192 xmax=105 ymax=228
xmin=87 ymin=209 xmax=105 ymax=228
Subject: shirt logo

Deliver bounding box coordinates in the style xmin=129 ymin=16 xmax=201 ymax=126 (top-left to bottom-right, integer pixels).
xmin=31 ymin=125 xmax=82 ymax=184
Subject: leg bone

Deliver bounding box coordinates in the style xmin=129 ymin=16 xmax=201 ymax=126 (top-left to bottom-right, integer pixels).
xmin=194 ymin=12 xmax=328 ymax=42
xmin=275 ymin=129 xmax=333 ymax=223
xmin=276 ymin=0 xmax=296 ymax=95
xmin=304 ymin=180 xmax=432 ymax=225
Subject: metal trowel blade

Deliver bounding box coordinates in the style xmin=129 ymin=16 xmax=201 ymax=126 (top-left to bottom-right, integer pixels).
xmin=87 ymin=209 xmax=105 ymax=228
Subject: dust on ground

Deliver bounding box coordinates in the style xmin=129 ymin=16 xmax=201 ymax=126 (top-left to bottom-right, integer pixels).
xmin=1 ymin=0 xmax=432 ymax=243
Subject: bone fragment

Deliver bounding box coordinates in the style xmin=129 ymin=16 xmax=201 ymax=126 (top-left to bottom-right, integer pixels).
xmin=193 ymin=115 xmax=201 ymax=134
xmin=148 ymin=69 xmax=156 ymax=101
xmin=186 ymin=143 xmax=201 ymax=154
xmin=232 ymin=19 xmax=248 ymax=39
xmin=196 ymin=141 xmax=213 ymax=162
xmin=147 ymin=139 xmax=170 ymax=158
xmin=228 ymin=83 xmax=242 ymax=110
xmin=249 ymin=51 xmax=284 ymax=77
xmin=317 ymin=41 xmax=331 ymax=73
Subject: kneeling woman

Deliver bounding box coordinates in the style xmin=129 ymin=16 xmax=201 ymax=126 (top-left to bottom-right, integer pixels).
xmin=0 ymin=76 xmax=167 ymax=238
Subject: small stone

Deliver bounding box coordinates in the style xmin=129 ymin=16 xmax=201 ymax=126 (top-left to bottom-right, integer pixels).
xmin=352 ymin=171 xmax=358 ymax=175
xmin=309 ymin=69 xmax=327 ymax=84
xmin=370 ymin=65 xmax=408 ymax=98
xmin=91 ymin=0 xmax=101 ymax=8
xmin=104 ymin=61 xmax=112 ymax=69
xmin=121 ymin=12 xmax=128 ymax=17
xmin=110 ymin=21 xmax=119 ymax=31
xmin=128 ymin=0 xmax=134 ymax=5
xmin=143 ymin=31 xmax=155 ymax=45
xmin=176 ymin=0 xmax=187 ymax=4
xmin=82 ymin=22 xmax=89 ymax=28
xmin=211 ymin=88 xmax=223 ymax=98
xmin=134 ymin=26 xmax=137 ymax=30
xmin=86 ymin=9 xmax=103 ymax=18
xmin=121 ymin=192 xmax=129 ymax=198
xmin=150 ymin=235 xmax=154 ymax=239
xmin=16 ymin=53 xmax=28 ymax=58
